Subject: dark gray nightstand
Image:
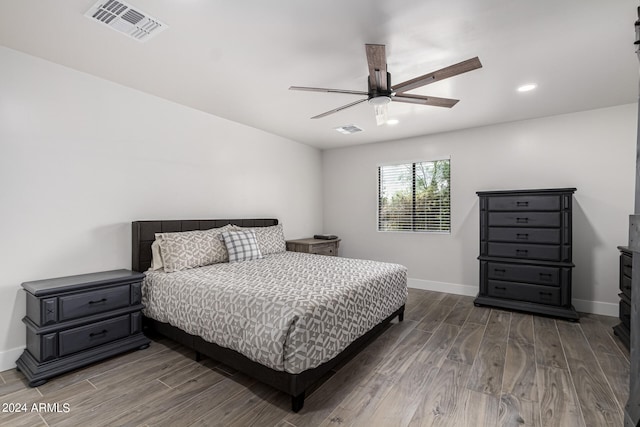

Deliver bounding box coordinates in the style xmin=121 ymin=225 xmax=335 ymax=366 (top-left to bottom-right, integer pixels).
xmin=16 ymin=269 xmax=150 ymax=387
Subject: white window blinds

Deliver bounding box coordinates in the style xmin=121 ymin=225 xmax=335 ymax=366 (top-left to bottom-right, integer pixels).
xmin=378 ymin=159 xmax=451 ymax=232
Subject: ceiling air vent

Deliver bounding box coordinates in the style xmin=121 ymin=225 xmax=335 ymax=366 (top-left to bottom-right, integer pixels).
xmin=85 ymin=0 xmax=168 ymax=42
xmin=335 ymin=125 xmax=364 ymax=135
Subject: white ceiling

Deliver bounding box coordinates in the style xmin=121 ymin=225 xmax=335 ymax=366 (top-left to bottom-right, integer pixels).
xmin=0 ymin=0 xmax=637 ymax=149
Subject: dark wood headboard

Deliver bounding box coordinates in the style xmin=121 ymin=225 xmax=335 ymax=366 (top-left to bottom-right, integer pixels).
xmin=131 ymin=219 xmax=278 ymax=272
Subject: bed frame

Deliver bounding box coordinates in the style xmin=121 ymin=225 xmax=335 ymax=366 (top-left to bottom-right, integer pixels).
xmin=131 ymin=219 xmax=404 ymax=412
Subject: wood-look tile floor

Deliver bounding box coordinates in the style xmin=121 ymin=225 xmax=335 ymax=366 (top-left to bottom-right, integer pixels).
xmin=0 ymin=288 xmax=630 ymax=427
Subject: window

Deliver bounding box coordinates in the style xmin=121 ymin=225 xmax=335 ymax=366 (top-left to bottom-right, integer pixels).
xmin=378 ymin=159 xmax=450 ymax=232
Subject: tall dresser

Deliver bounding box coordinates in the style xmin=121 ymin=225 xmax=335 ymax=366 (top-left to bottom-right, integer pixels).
xmin=475 ymin=188 xmax=578 ymax=321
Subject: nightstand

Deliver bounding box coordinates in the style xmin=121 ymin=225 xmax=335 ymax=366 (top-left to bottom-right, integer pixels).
xmin=16 ymin=269 xmax=150 ymax=387
xmin=286 ymin=238 xmax=341 ymax=256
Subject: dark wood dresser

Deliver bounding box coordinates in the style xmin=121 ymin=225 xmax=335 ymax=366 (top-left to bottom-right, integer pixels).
xmin=286 ymin=238 xmax=340 ymax=256
xmin=474 ymin=188 xmax=578 ymax=320
xmin=16 ymin=269 xmax=150 ymax=387
xmin=614 ymin=246 xmax=633 ymax=349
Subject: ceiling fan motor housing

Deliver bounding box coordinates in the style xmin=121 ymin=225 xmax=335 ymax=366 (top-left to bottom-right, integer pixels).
xmin=368 ymin=72 xmax=393 ymax=102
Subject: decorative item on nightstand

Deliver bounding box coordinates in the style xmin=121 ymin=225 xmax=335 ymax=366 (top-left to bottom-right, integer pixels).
xmin=286 ymin=237 xmax=341 ymax=256
xmin=474 ymin=188 xmax=579 ymax=321
xmin=16 ymin=269 xmax=150 ymax=387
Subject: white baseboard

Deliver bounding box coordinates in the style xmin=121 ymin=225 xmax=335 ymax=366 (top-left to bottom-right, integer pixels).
xmin=0 ymin=346 xmax=24 ymax=373
xmin=407 ymin=278 xmax=477 ymax=297
xmin=407 ymin=278 xmax=618 ymax=317
xmin=572 ymin=299 xmax=618 ymax=317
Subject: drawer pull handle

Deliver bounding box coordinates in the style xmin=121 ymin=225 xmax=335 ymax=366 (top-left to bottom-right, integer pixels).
xmin=516 ymin=249 xmax=529 ymax=255
xmin=539 ymin=292 xmax=553 ymax=296
xmin=516 ymin=201 xmax=529 ymax=207
xmin=539 ymin=273 xmax=552 ymax=278
xmin=89 ymin=329 xmax=108 ymax=338
xmin=494 ymin=268 xmax=506 ymax=274
xmin=88 ymin=298 xmax=107 ymax=305
xmin=516 ymin=217 xmax=529 ymax=224
xmin=516 ymin=233 xmax=529 ymax=240
xmin=624 ymin=263 xmax=632 ymax=268
xmin=494 ymin=286 xmax=506 ymax=290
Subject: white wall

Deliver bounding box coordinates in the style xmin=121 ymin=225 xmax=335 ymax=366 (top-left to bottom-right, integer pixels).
xmin=323 ymin=104 xmax=636 ymax=315
xmin=0 ymin=47 xmax=323 ymax=370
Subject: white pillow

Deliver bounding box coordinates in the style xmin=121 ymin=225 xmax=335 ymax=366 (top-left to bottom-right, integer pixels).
xmin=150 ymin=240 xmax=164 ymax=271
xmin=156 ymin=224 xmax=236 ymax=272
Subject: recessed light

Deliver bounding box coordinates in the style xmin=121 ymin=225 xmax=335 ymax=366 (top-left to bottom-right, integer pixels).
xmin=386 ymin=119 xmax=399 ymax=125
xmin=517 ymin=84 xmax=537 ymax=92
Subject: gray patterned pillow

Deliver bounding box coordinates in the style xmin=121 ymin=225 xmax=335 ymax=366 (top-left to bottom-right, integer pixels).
xmin=156 ymin=224 xmax=235 ymax=272
xmin=238 ymin=224 xmax=286 ymax=255
xmin=221 ymin=229 xmax=263 ymax=263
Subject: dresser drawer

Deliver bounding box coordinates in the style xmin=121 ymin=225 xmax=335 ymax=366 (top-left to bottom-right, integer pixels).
xmin=488 ymin=280 xmax=561 ymax=305
xmin=621 ymin=275 xmax=632 ymax=298
xmin=487 ymin=227 xmax=560 ymax=244
xmin=59 ymin=285 xmax=130 ymax=322
xmin=488 ymin=212 xmax=560 ymax=228
xmin=488 ymin=195 xmax=560 ymax=211
xmin=620 ymin=298 xmax=631 ymax=329
xmin=58 ymin=315 xmax=130 ymax=357
xmin=487 ymin=262 xmax=560 ymax=286
xmin=488 ymin=243 xmax=560 ymax=261
xmin=622 ymin=253 xmax=632 ymax=279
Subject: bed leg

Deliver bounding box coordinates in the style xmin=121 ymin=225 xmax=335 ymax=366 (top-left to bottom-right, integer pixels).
xmin=195 ymin=351 xmax=202 ymax=362
xmin=398 ymin=307 xmax=405 ymax=322
xmin=291 ymin=392 xmax=305 ymax=412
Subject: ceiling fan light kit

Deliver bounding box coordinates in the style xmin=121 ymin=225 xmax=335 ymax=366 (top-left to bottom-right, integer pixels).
xmin=290 ymin=44 xmax=482 ymax=126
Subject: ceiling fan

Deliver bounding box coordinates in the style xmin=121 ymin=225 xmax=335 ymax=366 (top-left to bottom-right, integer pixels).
xmin=290 ymin=44 xmax=482 ymax=126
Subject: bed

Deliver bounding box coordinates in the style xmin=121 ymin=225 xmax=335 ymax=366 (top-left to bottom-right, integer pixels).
xmin=132 ymin=219 xmax=407 ymax=411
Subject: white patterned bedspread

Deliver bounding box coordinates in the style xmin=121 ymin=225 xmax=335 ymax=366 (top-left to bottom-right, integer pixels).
xmin=142 ymin=251 xmax=407 ymax=373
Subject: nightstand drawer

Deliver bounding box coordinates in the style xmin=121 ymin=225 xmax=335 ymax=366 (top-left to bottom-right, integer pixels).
xmin=487 ymin=262 xmax=560 ymax=286
xmin=59 ymin=285 xmax=130 ymax=322
xmin=487 ymin=227 xmax=560 ymax=244
xmin=488 ymin=280 xmax=561 ymax=305
xmin=309 ymin=243 xmax=337 ymax=256
xmin=59 ymin=315 xmax=130 ymax=356
xmin=488 ymin=212 xmax=560 ymax=228
xmin=487 ymin=242 xmax=561 ymax=261
xmin=488 ymin=195 xmax=560 ymax=211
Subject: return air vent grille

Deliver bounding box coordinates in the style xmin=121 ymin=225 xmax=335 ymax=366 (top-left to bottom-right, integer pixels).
xmin=335 ymin=125 xmax=364 ymax=135
xmin=85 ymin=0 xmax=168 ymax=42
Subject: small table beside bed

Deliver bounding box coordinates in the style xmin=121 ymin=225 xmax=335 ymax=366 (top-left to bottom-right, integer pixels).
xmin=132 ymin=218 xmax=407 ymax=412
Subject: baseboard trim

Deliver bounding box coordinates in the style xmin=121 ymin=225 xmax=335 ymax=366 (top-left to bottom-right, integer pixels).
xmin=407 ymin=278 xmax=618 ymax=317
xmin=572 ymin=298 xmax=618 ymax=317
xmin=407 ymin=278 xmax=477 ymax=297
xmin=0 ymin=346 xmax=24 ymax=372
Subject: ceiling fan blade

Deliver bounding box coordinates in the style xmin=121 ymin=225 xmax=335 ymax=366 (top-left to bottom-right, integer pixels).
xmin=365 ymin=44 xmax=388 ymax=91
xmin=311 ymin=98 xmax=368 ymax=119
xmin=289 ymin=86 xmax=368 ymax=96
xmin=393 ymin=57 xmax=482 ymax=94
xmin=393 ymin=94 xmax=459 ymax=108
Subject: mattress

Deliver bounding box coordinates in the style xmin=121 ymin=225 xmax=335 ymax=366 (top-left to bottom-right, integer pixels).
xmin=142 ymin=251 xmax=407 ymax=373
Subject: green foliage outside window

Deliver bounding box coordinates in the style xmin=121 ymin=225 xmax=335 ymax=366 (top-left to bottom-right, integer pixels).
xmin=378 ymin=159 xmax=450 ymax=232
